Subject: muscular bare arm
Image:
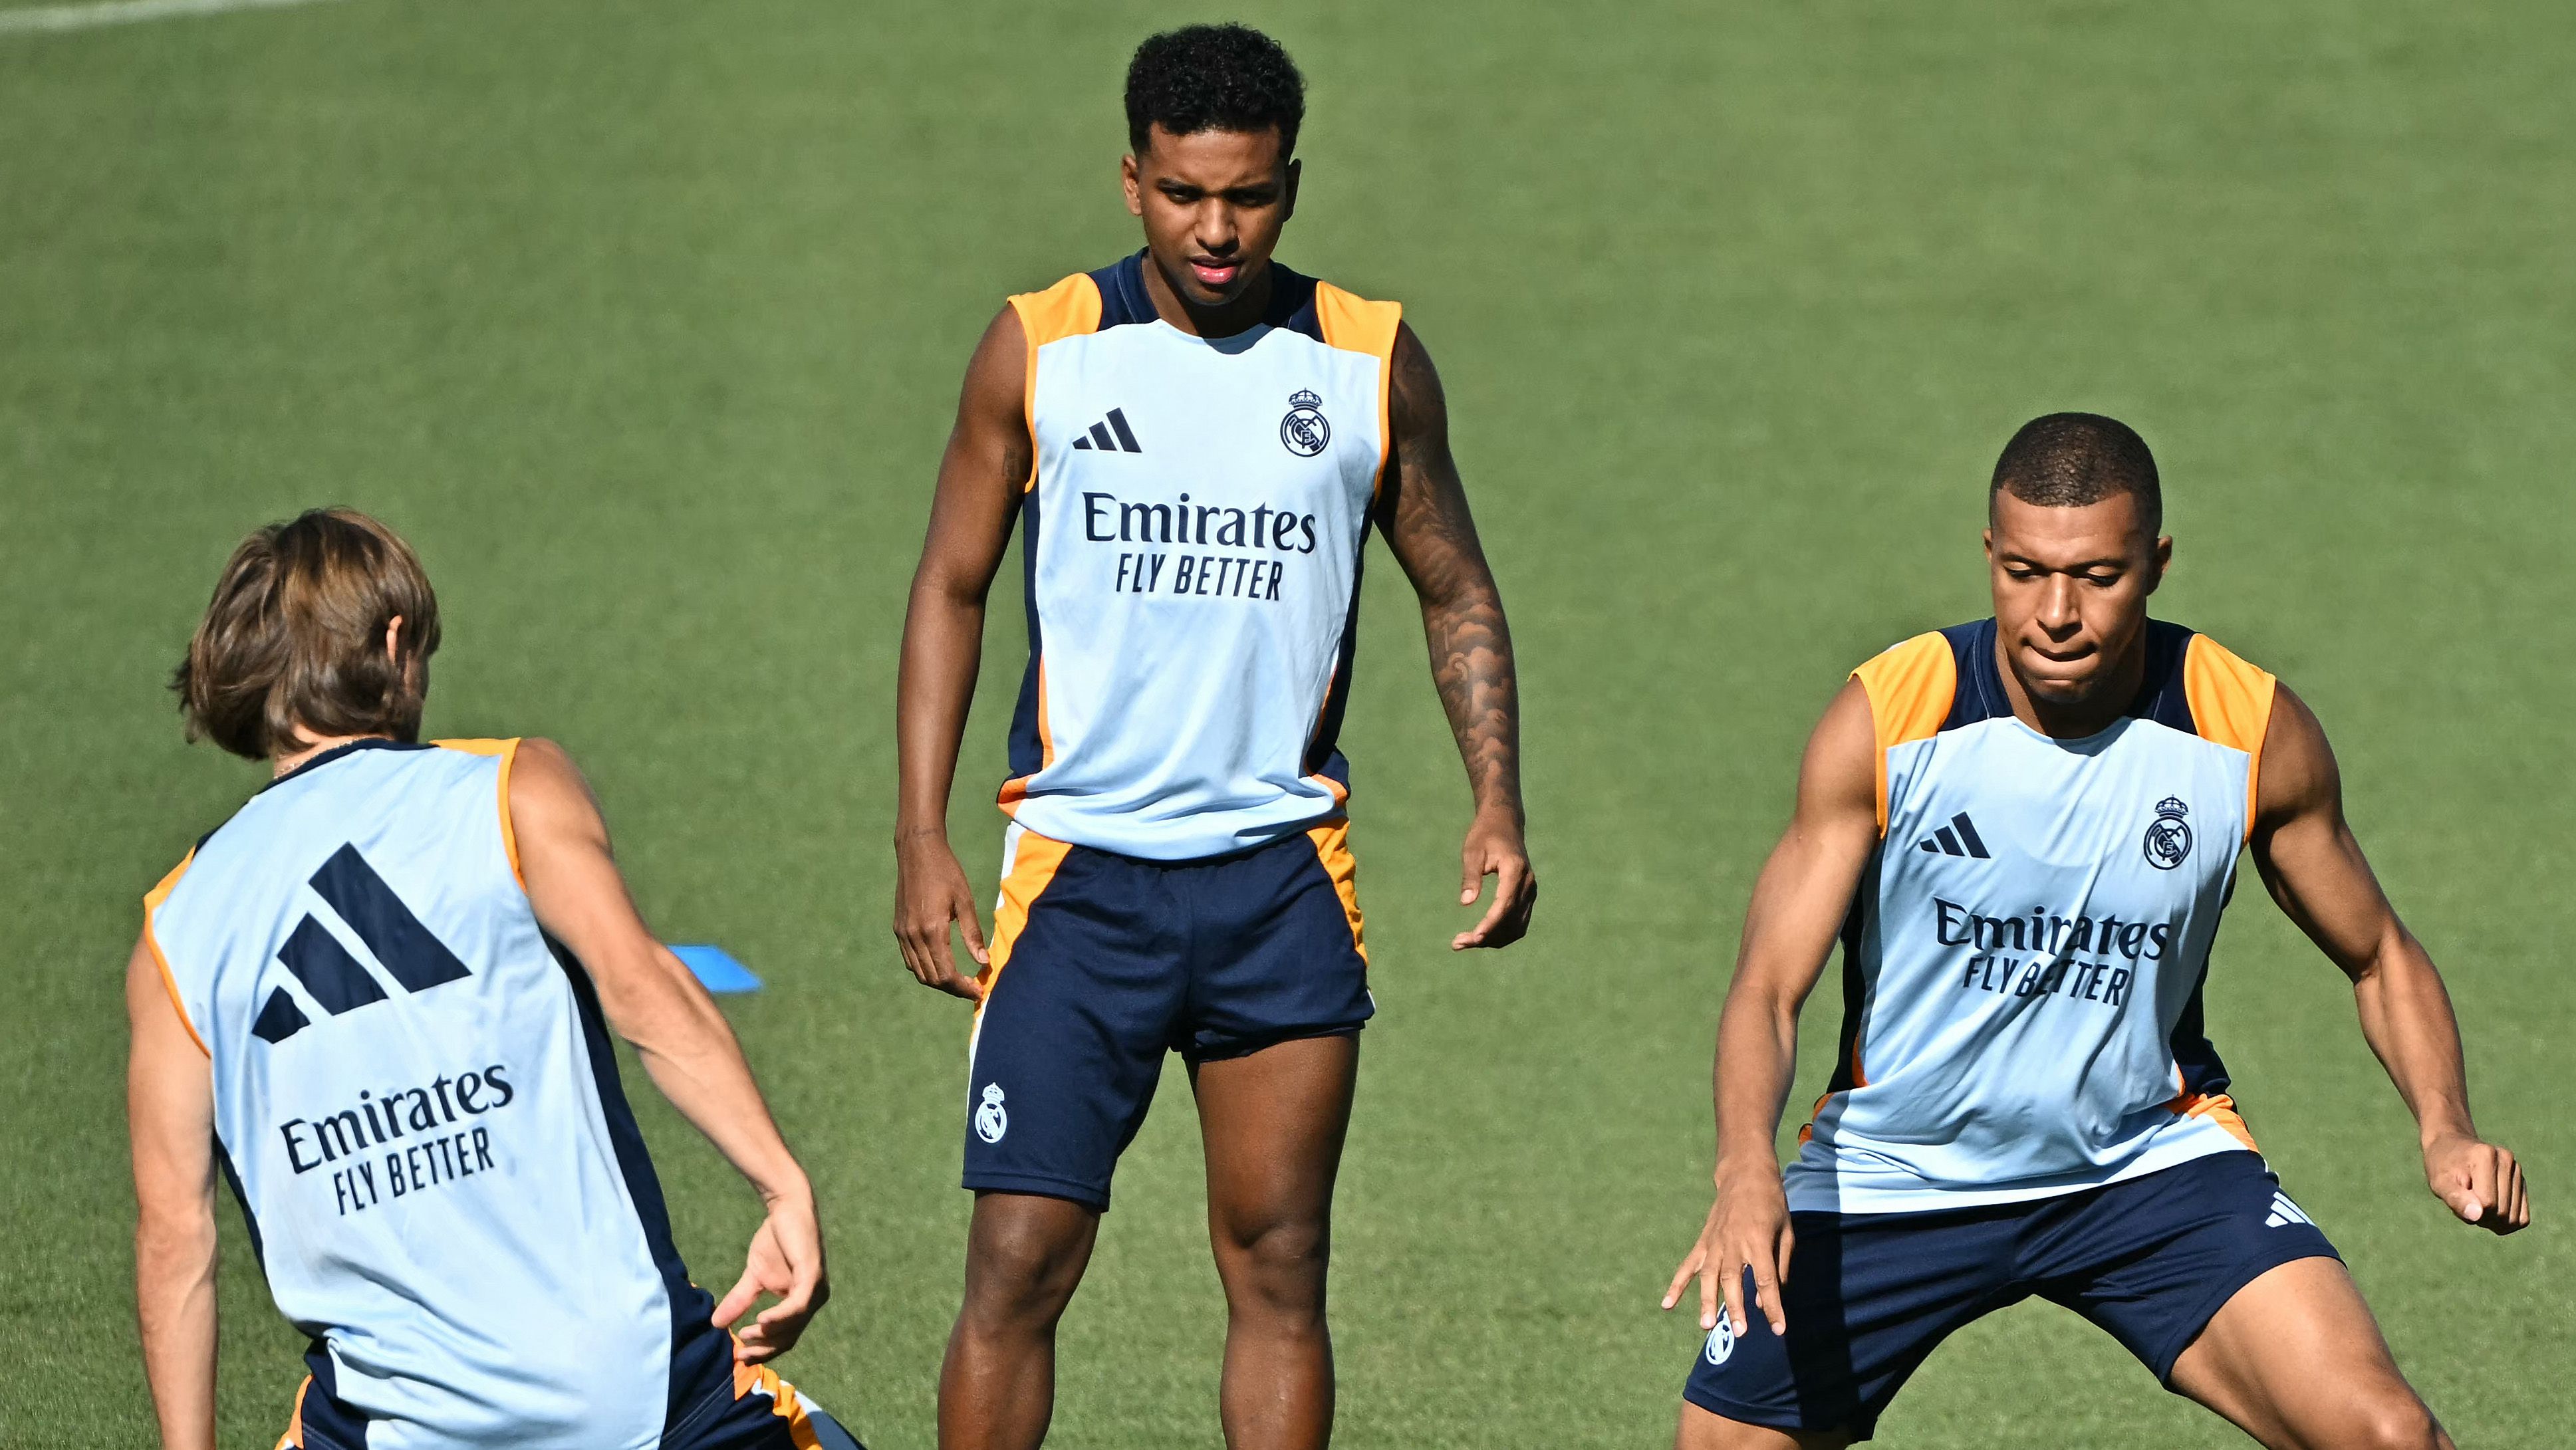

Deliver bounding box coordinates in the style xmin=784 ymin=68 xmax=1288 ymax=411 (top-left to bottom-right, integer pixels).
xmin=1662 ymin=680 xmax=1881 ymax=1338
xmin=127 ymin=933 xmax=218 ymax=1450
xmin=891 ymin=307 xmax=1031 ymax=1001
xmin=2249 ymin=685 xmax=2528 ymax=1233
xmin=509 ymin=739 xmax=829 ymax=1359
xmin=1376 ymin=321 xmax=1536 ymax=949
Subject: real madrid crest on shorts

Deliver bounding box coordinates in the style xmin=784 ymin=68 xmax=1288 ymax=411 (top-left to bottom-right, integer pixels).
xmin=1279 ymin=389 xmax=1329 ymax=457
xmin=1703 ymin=1314 xmax=1735 ymax=1367
xmin=2142 ymin=796 xmax=2193 ymax=871
xmin=974 ymin=1082 xmax=1009 ymax=1144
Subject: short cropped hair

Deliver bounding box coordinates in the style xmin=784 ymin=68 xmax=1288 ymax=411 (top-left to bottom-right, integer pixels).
xmin=174 ymin=509 xmax=442 ymax=761
xmin=1989 ymin=412 xmax=2163 ymax=538
xmin=1124 ymin=24 xmax=1306 ymax=160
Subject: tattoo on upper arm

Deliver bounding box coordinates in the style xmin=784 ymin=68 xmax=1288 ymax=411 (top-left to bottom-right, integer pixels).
xmin=1382 ymin=326 xmax=1521 ymax=815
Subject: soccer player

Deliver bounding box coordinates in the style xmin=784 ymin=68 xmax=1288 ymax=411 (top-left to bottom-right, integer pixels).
xmin=128 ymin=510 xmax=862 ymax=1450
xmin=891 ymin=24 xmax=1535 ymax=1450
xmin=1660 ymin=415 xmax=2529 ymax=1447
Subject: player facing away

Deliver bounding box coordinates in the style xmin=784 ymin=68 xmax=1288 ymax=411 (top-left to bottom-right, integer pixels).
xmin=1661 ymin=416 xmax=2530 ymax=1449
xmin=892 ymin=25 xmax=1535 ymax=1450
xmin=127 ymin=511 xmax=862 ymax=1450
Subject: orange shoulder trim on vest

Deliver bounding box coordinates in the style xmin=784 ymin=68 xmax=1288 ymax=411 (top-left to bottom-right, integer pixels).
xmin=1314 ymin=282 xmax=1402 ymax=495
xmin=434 ymin=737 xmax=526 ymax=888
xmin=1008 ymin=273 xmax=1106 ymax=494
xmin=2181 ymin=636 xmax=2275 ymax=840
xmin=142 ymin=848 xmax=210 ymax=1057
xmin=1850 ymin=632 xmax=1959 ymax=834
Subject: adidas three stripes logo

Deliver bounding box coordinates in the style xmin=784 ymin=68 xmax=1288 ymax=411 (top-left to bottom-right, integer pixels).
xmin=1069 ymin=408 xmax=1143 ymax=453
xmin=252 ymin=844 xmax=474 ymax=1044
xmin=1916 ymin=812 xmax=1992 ymax=859
xmin=2263 ymin=1191 xmax=2315 ymax=1229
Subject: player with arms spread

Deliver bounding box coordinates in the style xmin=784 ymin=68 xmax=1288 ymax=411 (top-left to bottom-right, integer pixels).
xmin=1661 ymin=416 xmax=2528 ymax=1447
xmin=892 ymin=25 xmax=1535 ymax=1450
xmin=128 ymin=511 xmax=861 ymax=1450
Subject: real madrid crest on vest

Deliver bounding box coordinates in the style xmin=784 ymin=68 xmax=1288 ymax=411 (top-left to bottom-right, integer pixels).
xmin=2142 ymin=796 xmax=2194 ymax=870
xmin=975 ymin=1082 xmax=1009 ymax=1143
xmin=1280 ymin=389 xmax=1329 ymax=457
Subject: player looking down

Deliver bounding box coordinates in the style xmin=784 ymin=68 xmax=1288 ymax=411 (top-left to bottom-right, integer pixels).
xmin=1661 ymin=415 xmax=2528 ymax=1447
xmin=126 ymin=510 xmax=860 ymax=1450
xmin=892 ymin=23 xmax=1536 ymax=1450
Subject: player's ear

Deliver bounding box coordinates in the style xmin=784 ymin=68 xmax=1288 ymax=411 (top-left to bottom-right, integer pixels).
xmin=1121 ymin=152 xmax=1144 ymax=218
xmin=1281 ymin=156 xmax=1301 ymax=221
xmin=1980 ymin=527 xmax=1995 ymax=565
xmin=2146 ymin=534 xmax=2172 ymax=595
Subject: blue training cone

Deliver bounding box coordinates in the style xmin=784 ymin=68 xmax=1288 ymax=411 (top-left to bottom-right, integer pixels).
xmin=670 ymin=945 xmax=762 ymax=994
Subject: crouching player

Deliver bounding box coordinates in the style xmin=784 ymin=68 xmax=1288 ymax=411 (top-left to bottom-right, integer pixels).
xmin=127 ymin=509 xmax=862 ymax=1450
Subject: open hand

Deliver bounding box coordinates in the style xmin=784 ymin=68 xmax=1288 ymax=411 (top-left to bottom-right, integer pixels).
xmin=1662 ymin=1169 xmax=1795 ymax=1338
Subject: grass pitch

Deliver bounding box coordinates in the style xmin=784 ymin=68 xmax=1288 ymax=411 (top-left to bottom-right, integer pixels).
xmin=3 ymin=2 xmax=2570 ymax=1445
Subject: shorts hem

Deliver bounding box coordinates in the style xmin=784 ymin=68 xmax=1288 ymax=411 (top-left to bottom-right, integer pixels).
xmin=1682 ymin=1383 xmax=1872 ymax=1441
xmin=2148 ymin=1243 xmax=2343 ymax=1384
xmin=1184 ymin=1019 xmax=1367 ymax=1064
xmin=962 ymin=1171 xmax=1111 ymax=1213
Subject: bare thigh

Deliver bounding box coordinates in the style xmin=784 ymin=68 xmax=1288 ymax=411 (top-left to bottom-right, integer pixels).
xmin=1674 ymin=1401 xmax=1851 ymax=1450
xmin=2168 ymin=1257 xmax=2448 ymax=1450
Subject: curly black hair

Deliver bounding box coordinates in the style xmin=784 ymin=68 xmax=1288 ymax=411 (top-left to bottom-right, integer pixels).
xmin=1124 ymin=24 xmax=1306 ymax=159
xmin=1990 ymin=413 xmax=2162 ymax=537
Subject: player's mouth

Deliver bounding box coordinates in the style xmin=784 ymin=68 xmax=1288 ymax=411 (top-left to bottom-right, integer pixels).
xmin=1188 ymin=257 xmax=1241 ymax=289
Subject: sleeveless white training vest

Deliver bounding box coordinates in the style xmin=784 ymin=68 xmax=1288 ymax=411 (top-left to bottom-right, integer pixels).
xmin=144 ymin=739 xmax=727 ymax=1449
xmin=1785 ymin=620 xmax=2278 ymax=1214
xmin=997 ymin=251 xmax=1401 ymax=861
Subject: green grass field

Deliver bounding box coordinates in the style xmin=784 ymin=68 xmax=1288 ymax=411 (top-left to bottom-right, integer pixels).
xmin=5 ymin=1 xmax=2571 ymax=1445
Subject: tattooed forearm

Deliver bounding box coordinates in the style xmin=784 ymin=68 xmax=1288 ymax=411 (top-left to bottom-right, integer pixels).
xmin=1381 ymin=322 xmax=1524 ymax=823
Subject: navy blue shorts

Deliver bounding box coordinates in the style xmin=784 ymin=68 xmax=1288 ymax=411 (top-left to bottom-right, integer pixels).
xmin=962 ymin=822 xmax=1374 ymax=1210
xmin=1682 ymin=1150 xmax=2339 ymax=1441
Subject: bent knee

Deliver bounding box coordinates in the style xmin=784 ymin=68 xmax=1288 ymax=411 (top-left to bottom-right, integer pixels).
xmin=962 ymin=1221 xmax=1091 ymax=1326
xmin=2345 ymin=1396 xmax=2440 ymax=1450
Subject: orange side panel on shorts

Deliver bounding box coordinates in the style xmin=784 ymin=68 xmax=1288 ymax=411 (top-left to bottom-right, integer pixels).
xmin=142 ymin=848 xmax=209 ymax=1057
xmin=974 ymin=830 xmax=1076 ymax=1026
xmin=1306 ymin=819 xmax=1368 ymax=967
xmin=1313 ymin=282 xmax=1402 ymax=497
xmin=1850 ymin=632 xmax=1960 ymax=834
xmin=434 ymin=737 xmax=525 ymax=886
xmin=1008 ymin=272 xmax=1106 ymax=493
xmin=2180 ymin=636 xmax=2277 ymax=841
xmin=273 ymin=1375 xmax=311 ymax=1449
xmin=2167 ymin=1088 xmax=2260 ymax=1152
xmin=735 ymin=1360 xmax=825 ymax=1449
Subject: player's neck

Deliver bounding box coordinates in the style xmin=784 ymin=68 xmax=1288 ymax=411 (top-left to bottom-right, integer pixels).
xmin=271 ymin=731 xmax=394 ymax=779
xmin=1992 ymin=631 xmax=2146 ymax=741
xmin=1140 ymin=253 xmax=1273 ymax=339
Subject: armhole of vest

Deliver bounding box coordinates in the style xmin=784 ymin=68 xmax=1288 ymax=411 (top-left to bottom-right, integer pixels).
xmin=1008 ymin=274 xmax=1106 ymax=495
xmin=2180 ymin=636 xmax=2276 ymax=842
xmin=1850 ymin=632 xmax=1960 ymax=836
xmin=1314 ymin=283 xmax=1402 ymax=499
xmin=142 ymin=850 xmax=211 ymax=1057
xmin=434 ymin=737 xmax=527 ymax=889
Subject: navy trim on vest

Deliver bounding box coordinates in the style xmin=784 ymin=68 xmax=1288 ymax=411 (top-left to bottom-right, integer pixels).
xmin=1300 ymin=516 xmax=1370 ymax=783
xmin=1937 ymin=618 xmax=2200 ymax=733
xmin=1090 ymin=252 xmax=1156 ymax=328
xmin=1087 ymin=251 xmax=1323 ymax=339
xmin=258 ymin=738 xmax=433 ymax=794
xmin=1823 ymin=854 xmax=1879 ymax=1098
xmin=215 ymin=1138 xmax=265 ymax=1269
xmin=1006 ymin=487 xmax=1047 ymax=779
xmin=547 ymin=935 xmax=732 ymax=1434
